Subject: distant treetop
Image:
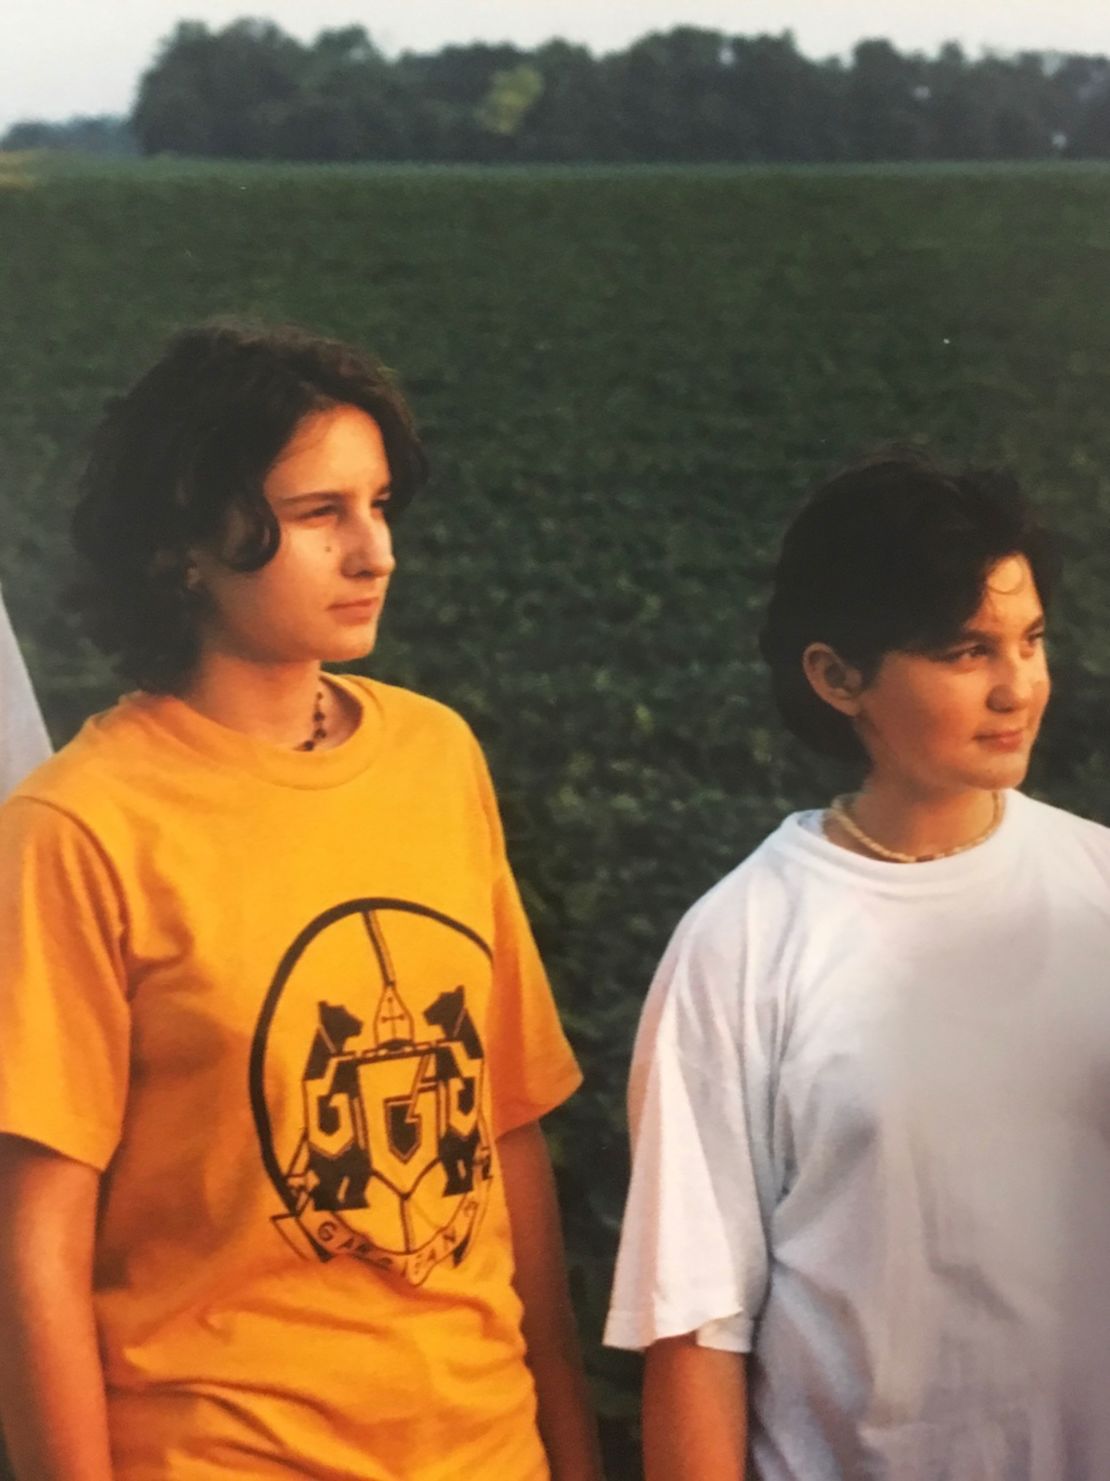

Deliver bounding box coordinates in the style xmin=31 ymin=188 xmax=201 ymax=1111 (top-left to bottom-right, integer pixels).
xmin=8 ymin=19 xmax=1110 ymax=163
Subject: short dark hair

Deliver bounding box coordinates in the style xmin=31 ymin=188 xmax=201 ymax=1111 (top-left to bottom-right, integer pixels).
xmin=758 ymin=450 xmax=1059 ymax=764
xmin=71 ymin=319 xmax=428 ymax=692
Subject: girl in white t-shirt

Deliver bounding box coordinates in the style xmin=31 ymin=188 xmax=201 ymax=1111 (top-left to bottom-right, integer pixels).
xmin=607 ymin=453 xmax=1110 ymax=1480
xmin=0 ymin=584 xmax=50 ymax=797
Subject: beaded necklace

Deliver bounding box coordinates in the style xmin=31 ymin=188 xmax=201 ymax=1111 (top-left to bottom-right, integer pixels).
xmin=295 ymin=686 xmax=327 ymax=752
xmin=826 ymin=791 xmax=1003 ymax=864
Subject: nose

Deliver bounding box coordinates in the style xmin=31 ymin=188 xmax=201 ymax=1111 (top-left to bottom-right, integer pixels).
xmin=342 ymin=508 xmax=395 ymax=580
xmin=989 ymin=649 xmax=1043 ymax=711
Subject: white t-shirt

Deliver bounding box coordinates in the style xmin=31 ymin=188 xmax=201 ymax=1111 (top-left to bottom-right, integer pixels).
xmin=606 ymin=790 xmax=1110 ymax=1480
xmin=0 ymin=586 xmax=50 ymax=798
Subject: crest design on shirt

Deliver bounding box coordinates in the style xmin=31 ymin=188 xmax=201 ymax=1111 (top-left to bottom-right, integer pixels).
xmin=249 ymin=899 xmax=494 ymax=1286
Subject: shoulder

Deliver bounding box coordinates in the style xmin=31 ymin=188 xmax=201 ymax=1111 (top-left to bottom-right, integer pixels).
xmin=1011 ymin=787 xmax=1110 ymax=838
xmin=639 ymin=822 xmax=804 ymax=1042
xmin=1 ymin=693 xmax=198 ymax=855
xmin=4 ymin=709 xmax=124 ymax=823
xmin=0 ymin=785 xmax=121 ymax=919
xmin=349 ymin=676 xmax=477 ymax=750
xmin=350 ymin=678 xmax=504 ymax=813
xmin=348 ymin=677 xmax=500 ymax=819
xmin=668 ymin=820 xmax=810 ymax=968
xmin=1009 ymin=788 xmax=1110 ymax=869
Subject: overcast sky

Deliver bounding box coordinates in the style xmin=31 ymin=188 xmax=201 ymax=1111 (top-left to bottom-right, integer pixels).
xmin=5 ymin=0 xmax=1110 ymax=132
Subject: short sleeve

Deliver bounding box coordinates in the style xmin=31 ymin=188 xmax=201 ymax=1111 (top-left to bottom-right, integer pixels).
xmin=0 ymin=796 xmax=131 ymax=1169
xmin=604 ymin=898 xmax=772 ymax=1352
xmin=467 ymin=738 xmax=582 ymax=1138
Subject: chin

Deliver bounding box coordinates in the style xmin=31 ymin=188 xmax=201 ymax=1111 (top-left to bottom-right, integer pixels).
xmin=324 ymin=633 xmax=380 ymax=663
xmin=965 ymin=757 xmax=1031 ymax=792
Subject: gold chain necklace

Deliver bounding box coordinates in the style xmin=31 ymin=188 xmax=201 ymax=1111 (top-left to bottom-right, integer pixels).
xmin=826 ymin=791 xmax=1004 ymax=864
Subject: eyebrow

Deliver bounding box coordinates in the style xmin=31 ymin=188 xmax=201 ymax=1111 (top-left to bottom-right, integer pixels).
xmin=950 ymin=615 xmax=1046 ymax=643
xmin=277 ymin=482 xmax=393 ymax=505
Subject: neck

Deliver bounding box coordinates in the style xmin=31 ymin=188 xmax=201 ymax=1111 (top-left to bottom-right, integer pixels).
xmin=833 ymin=778 xmax=1000 ymax=861
xmin=177 ymin=655 xmax=332 ymax=750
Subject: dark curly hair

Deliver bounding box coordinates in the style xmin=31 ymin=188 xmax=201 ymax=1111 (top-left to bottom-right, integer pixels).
xmin=71 ymin=319 xmax=428 ymax=691
xmin=758 ymin=450 xmax=1059 ymax=765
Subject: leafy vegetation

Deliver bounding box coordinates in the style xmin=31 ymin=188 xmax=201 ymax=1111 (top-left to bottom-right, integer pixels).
xmin=12 ymin=22 xmax=1110 ymax=165
xmin=4 ymin=159 xmax=1110 ymax=1474
xmin=123 ymin=23 xmax=1110 ymax=164
xmin=0 ymin=115 xmax=135 ymax=156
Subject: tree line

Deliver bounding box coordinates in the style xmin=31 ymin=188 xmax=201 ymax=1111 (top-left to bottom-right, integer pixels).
xmin=8 ymin=19 xmax=1110 ymax=164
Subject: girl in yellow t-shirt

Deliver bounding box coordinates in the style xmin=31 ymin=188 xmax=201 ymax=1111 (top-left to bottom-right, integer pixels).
xmin=0 ymin=321 xmax=602 ymax=1481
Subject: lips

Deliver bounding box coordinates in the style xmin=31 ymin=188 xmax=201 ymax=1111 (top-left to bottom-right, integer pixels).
xmin=977 ymin=729 xmax=1026 ymax=749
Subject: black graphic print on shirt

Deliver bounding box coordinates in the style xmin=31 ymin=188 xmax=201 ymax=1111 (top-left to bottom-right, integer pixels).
xmin=249 ymin=899 xmax=494 ymax=1287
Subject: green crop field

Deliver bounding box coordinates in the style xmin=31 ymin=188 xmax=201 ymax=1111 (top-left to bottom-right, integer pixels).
xmin=5 ymin=156 xmax=1110 ymax=1473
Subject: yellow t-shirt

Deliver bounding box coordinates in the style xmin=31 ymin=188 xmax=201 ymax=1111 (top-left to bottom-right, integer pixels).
xmin=0 ymin=675 xmax=582 ymax=1480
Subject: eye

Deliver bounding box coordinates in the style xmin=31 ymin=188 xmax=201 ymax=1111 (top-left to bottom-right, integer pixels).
xmin=940 ymin=644 xmax=988 ymax=663
xmin=297 ymin=503 xmax=338 ymax=521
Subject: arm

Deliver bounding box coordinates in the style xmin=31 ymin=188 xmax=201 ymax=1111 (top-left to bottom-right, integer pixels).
xmin=497 ymin=1120 xmax=604 ymax=1481
xmin=642 ymin=1334 xmax=747 ymax=1481
xmin=0 ymin=1135 xmax=113 ymax=1481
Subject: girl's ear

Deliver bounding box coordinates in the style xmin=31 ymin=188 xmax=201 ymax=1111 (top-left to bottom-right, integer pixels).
xmin=802 ymin=643 xmax=864 ymax=718
xmin=146 ymin=548 xmax=203 ymax=594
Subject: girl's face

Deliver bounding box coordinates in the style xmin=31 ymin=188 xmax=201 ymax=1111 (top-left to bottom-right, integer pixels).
xmin=190 ymin=403 xmax=395 ymax=669
xmin=854 ymin=554 xmax=1050 ymax=797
